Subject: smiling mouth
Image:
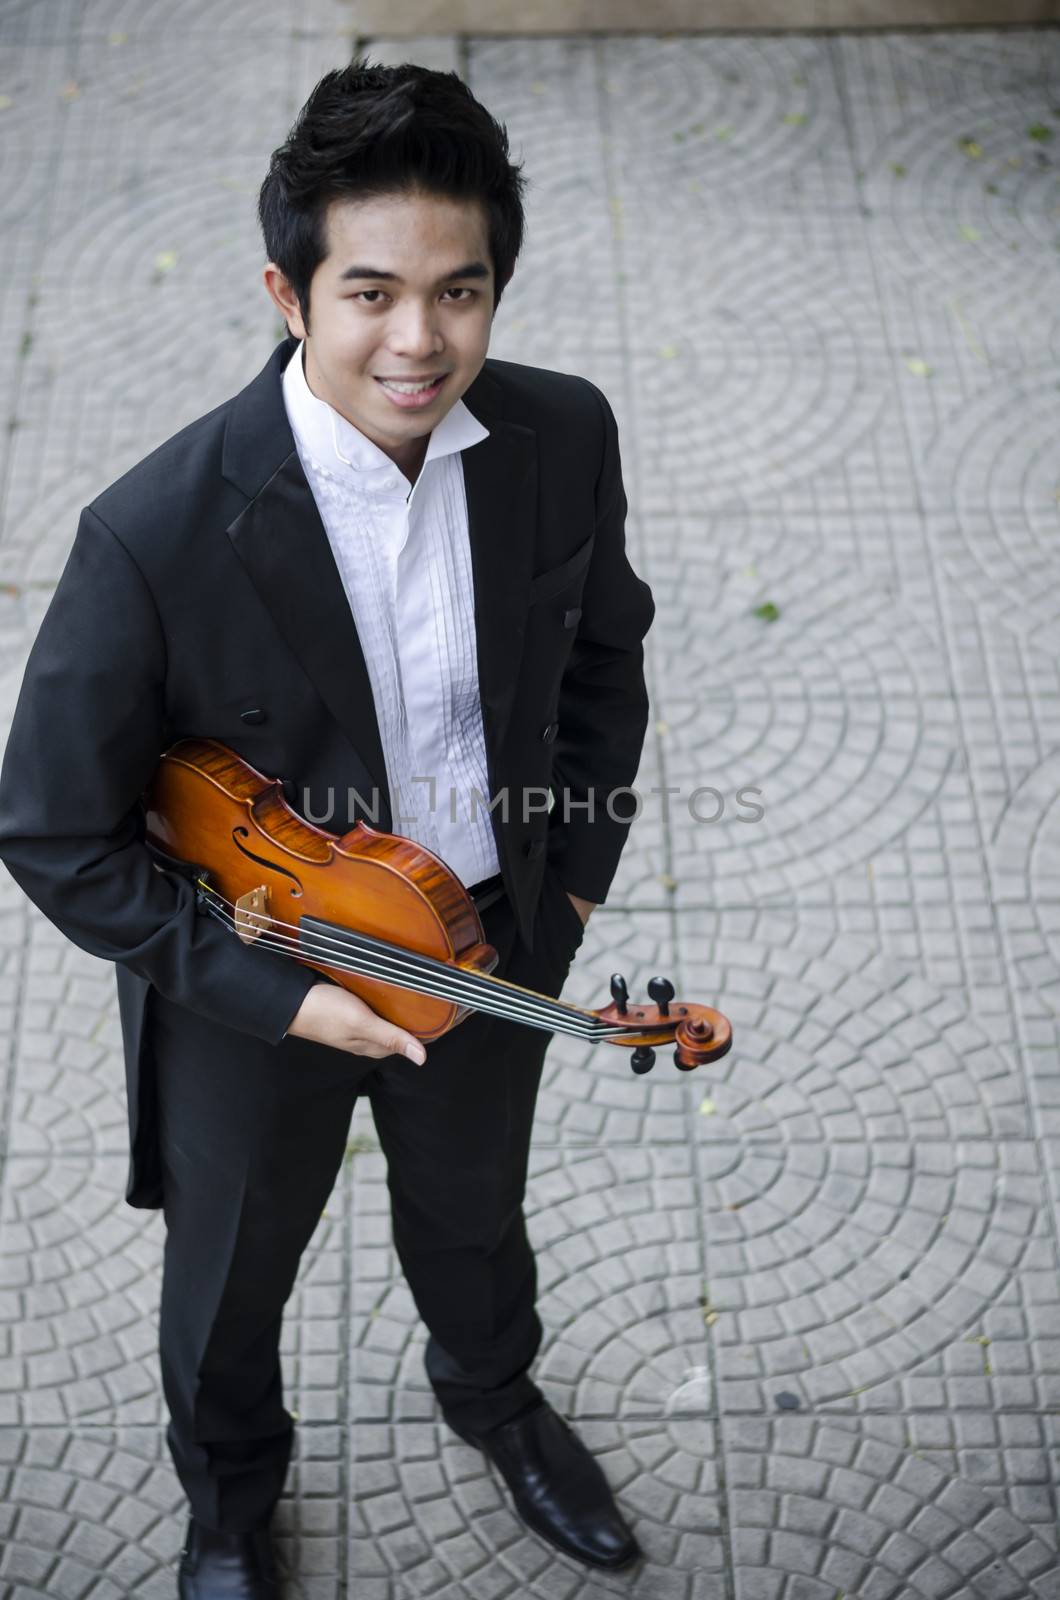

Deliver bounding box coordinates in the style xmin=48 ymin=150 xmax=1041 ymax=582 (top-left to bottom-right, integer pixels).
xmin=375 ymin=375 xmax=448 ymax=391
xmin=374 ymin=374 xmax=450 ymax=409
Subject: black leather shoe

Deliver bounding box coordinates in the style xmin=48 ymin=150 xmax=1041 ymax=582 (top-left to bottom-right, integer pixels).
xmin=177 ymin=1518 xmax=279 ymax=1599
xmin=458 ymin=1401 xmax=641 ymax=1571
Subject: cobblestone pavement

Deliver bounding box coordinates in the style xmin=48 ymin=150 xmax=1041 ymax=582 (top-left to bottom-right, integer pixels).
xmin=1 ymin=9 xmax=1059 ymax=1598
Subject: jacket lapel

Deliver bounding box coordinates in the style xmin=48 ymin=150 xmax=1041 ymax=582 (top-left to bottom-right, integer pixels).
xmin=459 ymin=368 xmax=538 ymax=794
xmin=220 ymin=336 xmax=538 ymax=846
xmin=225 ymin=448 xmax=395 ymax=830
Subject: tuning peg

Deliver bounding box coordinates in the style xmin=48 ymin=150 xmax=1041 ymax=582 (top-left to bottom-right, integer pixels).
xmin=630 ymin=1046 xmax=655 ymax=1075
xmin=610 ymin=973 xmax=629 ymax=1015
xmin=647 ymin=976 xmax=675 ymax=1017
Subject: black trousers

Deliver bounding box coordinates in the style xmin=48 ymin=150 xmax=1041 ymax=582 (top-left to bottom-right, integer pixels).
xmin=149 ymin=861 xmax=586 ymax=1531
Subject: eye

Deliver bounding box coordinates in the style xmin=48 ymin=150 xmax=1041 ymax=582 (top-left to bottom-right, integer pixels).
xmin=353 ymin=289 xmax=388 ymax=304
xmin=443 ymin=287 xmax=476 ymax=301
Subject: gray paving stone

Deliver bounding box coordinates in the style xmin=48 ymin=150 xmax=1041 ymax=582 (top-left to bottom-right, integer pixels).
xmin=467 ymin=41 xmax=621 ymax=357
xmin=725 ymin=1414 xmax=1060 ymax=1598
xmin=679 ymin=912 xmax=1029 ymax=1144
xmin=360 ymin=37 xmax=461 ymax=74
xmin=601 ymin=34 xmax=861 ymax=217
xmin=0 ymin=25 xmax=351 ymax=573
xmin=0 ymin=1151 xmax=348 ymax=1429
xmin=71 ymin=0 xmax=356 ymax=41
xmin=3 ymin=905 xmax=128 ymax=1162
xmin=520 ymin=908 xmax=694 ymax=1147
xmin=0 ymin=1423 xmax=343 ymax=1599
xmin=350 ymin=1418 xmax=723 ymax=1598
xmin=702 ymin=1137 xmax=1059 ymax=1415
xmin=349 ymin=1144 xmax=710 ymax=1427
xmin=635 ymin=369 xmax=915 ymax=530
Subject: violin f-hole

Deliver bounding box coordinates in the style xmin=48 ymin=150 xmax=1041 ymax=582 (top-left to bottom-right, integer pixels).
xmin=231 ymin=826 xmax=304 ymax=897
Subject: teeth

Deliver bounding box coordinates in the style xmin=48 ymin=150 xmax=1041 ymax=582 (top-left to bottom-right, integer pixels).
xmin=379 ymin=377 xmax=440 ymax=394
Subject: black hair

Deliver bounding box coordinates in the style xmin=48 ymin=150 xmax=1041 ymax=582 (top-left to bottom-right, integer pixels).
xmin=258 ymin=59 xmax=528 ymax=332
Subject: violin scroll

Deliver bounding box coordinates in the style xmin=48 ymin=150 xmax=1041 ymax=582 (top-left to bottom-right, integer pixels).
xmin=595 ymin=971 xmax=732 ymax=1074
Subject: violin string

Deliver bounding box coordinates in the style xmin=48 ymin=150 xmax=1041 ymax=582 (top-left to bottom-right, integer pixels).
xmin=199 ymin=889 xmax=630 ymax=1036
xmin=198 ymin=888 xmax=646 ymax=1042
xmin=201 ymin=896 xmax=622 ymax=1041
xmin=195 ymin=882 xmax=611 ymax=1035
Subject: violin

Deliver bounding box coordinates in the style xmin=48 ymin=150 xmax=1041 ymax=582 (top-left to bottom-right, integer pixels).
xmin=142 ymin=739 xmax=732 ymax=1074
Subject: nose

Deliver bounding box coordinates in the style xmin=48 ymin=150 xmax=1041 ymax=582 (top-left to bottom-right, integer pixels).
xmin=386 ymin=299 xmax=444 ymax=360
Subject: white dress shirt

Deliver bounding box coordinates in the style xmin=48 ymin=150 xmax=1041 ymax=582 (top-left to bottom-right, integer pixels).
xmin=282 ymin=340 xmax=501 ymax=889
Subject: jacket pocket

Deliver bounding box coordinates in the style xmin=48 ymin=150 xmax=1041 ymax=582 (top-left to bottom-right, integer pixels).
xmin=527 ymin=534 xmax=595 ymax=604
xmin=543 ymin=860 xmax=586 ymax=960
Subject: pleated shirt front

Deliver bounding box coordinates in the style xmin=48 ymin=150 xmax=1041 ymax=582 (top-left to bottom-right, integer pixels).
xmin=282 ymin=340 xmax=501 ymax=889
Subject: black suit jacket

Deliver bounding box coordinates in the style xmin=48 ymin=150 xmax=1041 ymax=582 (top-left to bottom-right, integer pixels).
xmin=0 ymin=334 xmax=654 ymax=1208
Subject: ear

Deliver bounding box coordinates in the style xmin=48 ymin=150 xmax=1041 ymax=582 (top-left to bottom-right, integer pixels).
xmin=262 ymin=263 xmax=308 ymax=339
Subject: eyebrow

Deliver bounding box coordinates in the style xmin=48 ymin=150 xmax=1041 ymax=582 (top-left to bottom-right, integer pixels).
xmin=338 ymin=261 xmax=491 ymax=284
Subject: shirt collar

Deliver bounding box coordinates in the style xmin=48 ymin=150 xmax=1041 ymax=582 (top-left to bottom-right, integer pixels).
xmin=282 ymin=337 xmax=489 ymax=479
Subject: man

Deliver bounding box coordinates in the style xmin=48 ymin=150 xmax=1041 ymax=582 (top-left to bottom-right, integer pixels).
xmin=0 ymin=61 xmax=654 ymax=1598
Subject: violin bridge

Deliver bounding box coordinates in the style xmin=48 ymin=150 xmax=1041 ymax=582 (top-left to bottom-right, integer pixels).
xmin=234 ymin=885 xmax=271 ymax=945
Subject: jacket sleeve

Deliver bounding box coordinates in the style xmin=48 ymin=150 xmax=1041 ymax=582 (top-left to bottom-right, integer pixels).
xmin=0 ymin=504 xmax=318 ymax=1040
xmin=546 ymin=378 xmax=655 ymax=905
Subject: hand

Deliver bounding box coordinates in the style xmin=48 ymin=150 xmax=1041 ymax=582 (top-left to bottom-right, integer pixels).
xmin=566 ymin=891 xmax=596 ymax=927
xmin=286 ymin=981 xmax=427 ymax=1064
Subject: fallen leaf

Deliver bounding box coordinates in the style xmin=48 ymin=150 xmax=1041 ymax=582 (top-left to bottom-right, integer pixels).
xmin=153 ymin=249 xmax=179 ymax=277
xmin=704 ymin=1310 xmax=719 ymax=1325
xmin=784 ymin=112 xmax=806 ymax=126
xmin=658 ymin=343 xmax=679 ymax=359
xmin=655 ymin=720 xmax=669 ymax=736
xmin=658 ymin=872 xmax=677 ymax=891
xmin=59 ymin=81 xmax=80 ymax=101
xmin=742 ymin=562 xmax=758 ymax=578
xmin=108 ymin=29 xmax=128 ymax=43
xmin=0 ymin=94 xmax=12 ymax=111
xmin=753 ymin=601 xmax=780 ymax=622
xmin=958 ymin=136 xmax=982 ymax=159
xmin=715 ymin=126 xmax=733 ymax=142
xmin=699 ymin=1097 xmax=717 ymax=1116
xmin=1028 ymin=122 xmax=1053 ymax=142
xmin=904 ymin=355 xmax=932 ymax=378
xmin=960 ymin=225 xmax=981 ymax=242
xmin=889 ymin=162 xmax=907 ymax=177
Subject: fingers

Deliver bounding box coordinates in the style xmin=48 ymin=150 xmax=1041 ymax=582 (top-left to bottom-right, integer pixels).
xmin=335 ymin=992 xmax=426 ymax=1064
xmin=290 ymin=984 xmax=428 ymax=1064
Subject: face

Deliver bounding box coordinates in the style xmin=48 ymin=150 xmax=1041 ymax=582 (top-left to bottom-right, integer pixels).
xmin=264 ymin=188 xmax=497 ymax=474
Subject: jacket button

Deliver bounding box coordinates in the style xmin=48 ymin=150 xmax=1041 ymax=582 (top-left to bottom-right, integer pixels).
xmin=563 ymin=607 xmax=581 ymax=629
xmin=240 ymin=708 xmax=266 ymax=725
xmin=524 ymin=839 xmax=545 ymax=860
xmin=541 ymin=722 xmax=558 ymax=744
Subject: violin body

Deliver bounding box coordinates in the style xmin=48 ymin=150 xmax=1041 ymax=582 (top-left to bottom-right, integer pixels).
xmin=144 ymin=738 xmax=498 ymax=1041
xmin=144 ymin=738 xmax=733 ymax=1069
